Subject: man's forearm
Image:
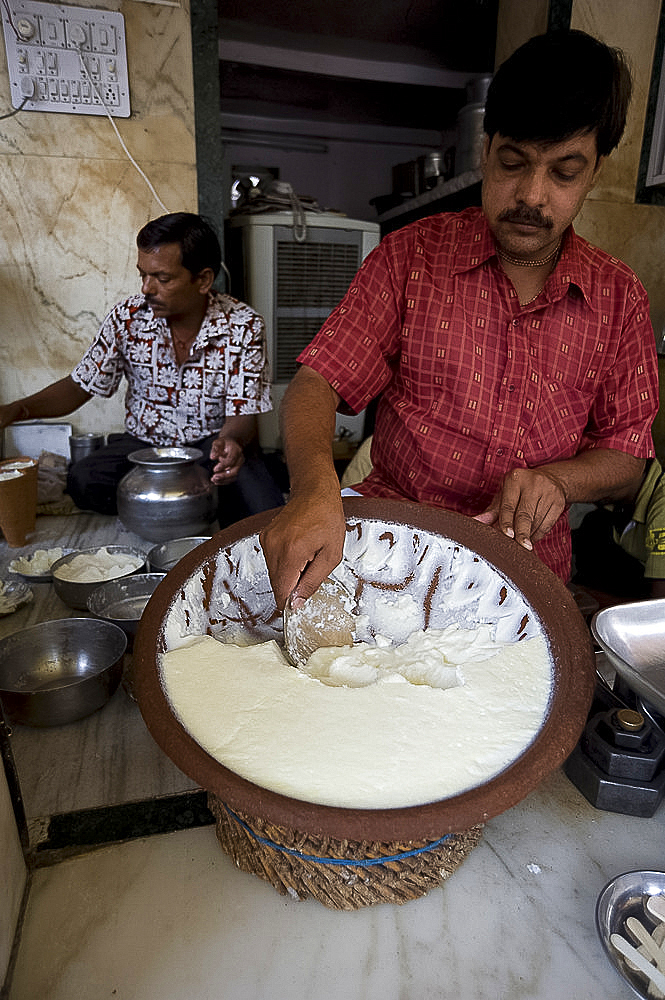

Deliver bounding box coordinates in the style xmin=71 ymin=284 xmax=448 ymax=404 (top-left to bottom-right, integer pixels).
xmin=539 ymin=448 xmax=646 ymax=505
xmin=280 ymin=366 xmax=341 ymax=501
xmin=259 ymin=366 xmax=346 ymax=609
xmin=478 ymin=447 xmax=649 ymax=553
xmin=0 ymin=377 xmax=91 ymax=429
xmin=216 ymin=414 xmax=258 ymax=450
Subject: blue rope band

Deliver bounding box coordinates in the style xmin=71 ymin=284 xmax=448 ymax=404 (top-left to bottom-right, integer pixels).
xmin=224 ymin=805 xmax=452 ymax=868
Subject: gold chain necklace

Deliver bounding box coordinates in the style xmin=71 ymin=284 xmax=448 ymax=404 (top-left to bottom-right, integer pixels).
xmin=498 ymin=240 xmax=561 ymax=268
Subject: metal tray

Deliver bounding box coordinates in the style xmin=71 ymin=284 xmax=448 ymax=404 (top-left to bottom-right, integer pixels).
xmin=596 ymin=870 xmax=665 ymax=1000
xmin=591 ymin=599 xmax=665 ymax=716
xmin=7 ymin=547 xmax=72 ymax=582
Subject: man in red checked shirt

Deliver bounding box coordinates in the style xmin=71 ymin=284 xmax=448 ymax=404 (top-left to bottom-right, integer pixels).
xmin=0 ymin=213 xmax=285 ymax=525
xmin=260 ymin=29 xmax=659 ymax=612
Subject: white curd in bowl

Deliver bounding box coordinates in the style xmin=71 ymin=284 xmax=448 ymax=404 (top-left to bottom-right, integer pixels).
xmin=53 ymin=546 xmax=144 ymax=583
xmin=160 ymin=624 xmax=552 ymax=810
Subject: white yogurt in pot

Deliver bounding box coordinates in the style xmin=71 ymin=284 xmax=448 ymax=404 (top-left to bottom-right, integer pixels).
xmin=160 ymin=625 xmax=552 ymax=810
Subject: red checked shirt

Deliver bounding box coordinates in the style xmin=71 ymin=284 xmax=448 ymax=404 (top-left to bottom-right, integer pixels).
xmin=299 ymin=207 xmax=658 ymax=581
xmin=71 ymin=290 xmax=272 ymax=446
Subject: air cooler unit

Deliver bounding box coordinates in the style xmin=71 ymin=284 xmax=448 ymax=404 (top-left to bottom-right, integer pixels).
xmin=228 ymin=212 xmax=380 ymax=450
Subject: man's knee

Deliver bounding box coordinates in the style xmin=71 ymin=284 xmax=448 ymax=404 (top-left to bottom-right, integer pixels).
xmin=67 ymin=461 xmax=117 ymax=514
xmin=66 ymin=446 xmax=134 ymax=515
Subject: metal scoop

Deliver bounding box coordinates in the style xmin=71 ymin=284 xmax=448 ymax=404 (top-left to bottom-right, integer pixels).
xmin=283 ymin=577 xmax=356 ymax=667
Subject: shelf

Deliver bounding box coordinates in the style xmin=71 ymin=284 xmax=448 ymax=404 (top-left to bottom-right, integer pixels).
xmin=376 ymin=169 xmax=482 ymax=232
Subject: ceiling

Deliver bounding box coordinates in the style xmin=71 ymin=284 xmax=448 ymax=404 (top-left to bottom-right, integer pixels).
xmin=217 ymin=0 xmax=498 ymax=134
xmin=218 ymin=0 xmax=499 ymax=73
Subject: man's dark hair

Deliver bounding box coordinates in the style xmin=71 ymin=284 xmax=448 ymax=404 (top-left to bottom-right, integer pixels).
xmin=484 ymin=29 xmax=632 ymax=158
xmin=136 ymin=212 xmax=222 ymax=279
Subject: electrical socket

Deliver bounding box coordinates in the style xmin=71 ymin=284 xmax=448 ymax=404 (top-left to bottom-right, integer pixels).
xmin=91 ymin=23 xmax=116 ymax=55
xmin=2 ymin=0 xmax=130 ymax=116
xmin=102 ymin=83 xmax=119 ymax=106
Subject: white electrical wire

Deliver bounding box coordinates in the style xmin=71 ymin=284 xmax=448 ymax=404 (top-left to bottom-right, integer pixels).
xmin=1 ymin=0 xmax=19 ymax=38
xmin=77 ymin=47 xmax=170 ymax=214
xmin=77 ymin=47 xmax=233 ymax=290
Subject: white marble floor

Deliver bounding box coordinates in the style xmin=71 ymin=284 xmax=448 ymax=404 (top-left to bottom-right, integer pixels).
xmin=5 ymin=769 xmax=663 ymax=1000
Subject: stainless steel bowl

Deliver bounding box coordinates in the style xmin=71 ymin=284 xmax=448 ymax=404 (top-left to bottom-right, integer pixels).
xmin=147 ymin=537 xmax=210 ymax=574
xmin=0 ymin=618 xmax=127 ymax=726
xmin=596 ymin=870 xmax=665 ymax=999
xmin=0 ymin=580 xmax=33 ymax=616
xmin=86 ymin=573 xmax=165 ymax=641
xmin=51 ymin=545 xmax=148 ymax=610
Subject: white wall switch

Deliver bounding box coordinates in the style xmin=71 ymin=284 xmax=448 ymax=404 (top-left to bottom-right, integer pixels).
xmin=1 ymin=0 xmax=130 ymax=117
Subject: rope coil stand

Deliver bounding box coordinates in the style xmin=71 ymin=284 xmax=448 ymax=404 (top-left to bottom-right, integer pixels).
xmin=208 ymin=793 xmax=483 ymax=910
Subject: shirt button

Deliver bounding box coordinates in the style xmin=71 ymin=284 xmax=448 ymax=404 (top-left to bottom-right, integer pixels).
xmin=496 ymin=448 xmax=504 ymax=456
xmin=507 ymin=385 xmax=515 ymax=392
xmin=512 ymin=319 xmax=519 ymax=326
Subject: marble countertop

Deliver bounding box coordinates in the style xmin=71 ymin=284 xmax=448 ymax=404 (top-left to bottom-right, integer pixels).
xmin=6 ymin=767 xmax=664 ymax=1000
xmin=0 ymin=512 xmax=199 ymax=848
xmin=2 ymin=511 xmax=664 ymax=1000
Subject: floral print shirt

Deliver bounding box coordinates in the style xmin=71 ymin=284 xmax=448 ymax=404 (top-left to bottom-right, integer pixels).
xmin=71 ymin=290 xmax=272 ymax=445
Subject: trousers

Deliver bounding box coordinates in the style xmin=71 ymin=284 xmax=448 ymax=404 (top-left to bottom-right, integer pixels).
xmin=66 ymin=433 xmax=286 ymax=528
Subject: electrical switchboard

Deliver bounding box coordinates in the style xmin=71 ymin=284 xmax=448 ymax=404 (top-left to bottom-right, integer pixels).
xmin=1 ymin=0 xmax=130 ymax=117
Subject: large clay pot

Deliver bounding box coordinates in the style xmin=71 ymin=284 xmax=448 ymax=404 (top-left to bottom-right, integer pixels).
xmin=117 ymin=447 xmax=217 ymax=542
xmin=134 ymin=498 xmax=596 ymax=842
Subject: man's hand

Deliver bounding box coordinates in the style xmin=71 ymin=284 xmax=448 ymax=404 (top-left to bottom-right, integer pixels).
xmin=475 ymin=467 xmax=568 ymax=551
xmin=259 ymin=491 xmax=345 ymax=612
xmin=210 ymin=435 xmax=244 ymax=485
xmin=475 ymin=450 xmax=646 ymax=551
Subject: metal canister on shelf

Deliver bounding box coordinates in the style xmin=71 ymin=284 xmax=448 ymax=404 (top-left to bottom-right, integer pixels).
xmin=69 ymin=433 xmax=105 ymax=463
xmin=455 ymin=74 xmax=493 ymax=176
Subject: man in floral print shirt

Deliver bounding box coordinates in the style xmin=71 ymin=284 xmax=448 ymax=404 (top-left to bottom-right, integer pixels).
xmin=0 ymin=213 xmax=284 ymax=523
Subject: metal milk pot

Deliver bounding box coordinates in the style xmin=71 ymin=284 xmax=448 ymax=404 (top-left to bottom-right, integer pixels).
xmin=117 ymin=447 xmax=217 ymax=542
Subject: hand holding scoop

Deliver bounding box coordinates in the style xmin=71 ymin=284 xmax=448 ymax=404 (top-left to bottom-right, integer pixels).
xmin=283 ymin=578 xmax=356 ymax=667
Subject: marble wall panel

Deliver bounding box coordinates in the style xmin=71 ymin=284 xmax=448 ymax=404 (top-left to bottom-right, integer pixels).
xmin=572 ymin=0 xmax=661 ymax=205
xmin=0 ymin=0 xmax=197 ymax=437
xmin=494 ymin=0 xmax=548 ymax=67
xmin=0 ymin=3 xmax=196 ymax=163
xmin=567 ymin=0 xmax=665 ymax=346
xmin=576 ymin=198 xmax=665 ymax=337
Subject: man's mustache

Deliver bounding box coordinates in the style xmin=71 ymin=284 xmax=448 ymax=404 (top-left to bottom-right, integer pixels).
xmin=498 ymin=207 xmax=553 ymax=229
